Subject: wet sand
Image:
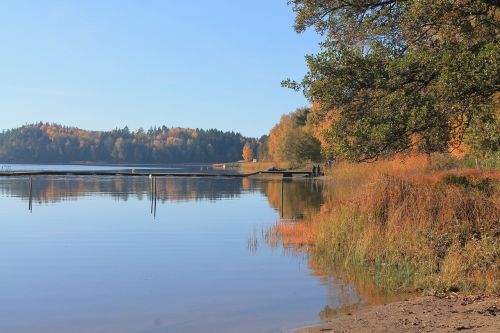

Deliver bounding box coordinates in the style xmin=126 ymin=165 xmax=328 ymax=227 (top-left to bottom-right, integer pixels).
xmin=298 ymin=293 xmax=499 ymax=333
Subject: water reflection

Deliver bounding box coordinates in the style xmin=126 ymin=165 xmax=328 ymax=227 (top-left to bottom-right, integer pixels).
xmin=0 ymin=175 xmax=325 ymax=220
xmin=0 ymin=175 xmax=370 ymax=333
xmin=261 ymin=179 xmax=324 ymax=220
xmin=319 ymin=276 xmax=362 ymax=320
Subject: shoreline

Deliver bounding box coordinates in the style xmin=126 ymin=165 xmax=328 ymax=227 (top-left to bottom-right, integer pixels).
xmin=296 ymin=293 xmax=499 ymax=333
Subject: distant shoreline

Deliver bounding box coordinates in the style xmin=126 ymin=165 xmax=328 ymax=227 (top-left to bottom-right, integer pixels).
xmin=0 ymin=162 xmax=221 ymax=166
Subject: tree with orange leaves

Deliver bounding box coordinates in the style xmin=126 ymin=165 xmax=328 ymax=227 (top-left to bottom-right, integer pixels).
xmin=242 ymin=142 xmax=253 ymax=161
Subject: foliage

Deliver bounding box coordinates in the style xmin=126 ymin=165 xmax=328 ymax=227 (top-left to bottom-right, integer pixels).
xmin=256 ymin=135 xmax=269 ymax=161
xmin=0 ymin=123 xmax=257 ymax=163
xmin=461 ymin=152 xmax=500 ymax=169
xmin=264 ymin=107 xmax=322 ymax=165
xmin=242 ymin=142 xmax=253 ymax=161
xmin=284 ymin=0 xmax=500 ymax=161
xmin=463 ymin=95 xmax=500 ymax=159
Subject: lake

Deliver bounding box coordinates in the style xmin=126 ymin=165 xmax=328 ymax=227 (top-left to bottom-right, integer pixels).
xmin=0 ymin=164 xmax=363 ymax=333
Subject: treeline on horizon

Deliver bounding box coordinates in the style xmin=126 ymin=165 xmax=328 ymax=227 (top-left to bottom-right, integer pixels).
xmin=0 ymin=123 xmax=260 ymax=163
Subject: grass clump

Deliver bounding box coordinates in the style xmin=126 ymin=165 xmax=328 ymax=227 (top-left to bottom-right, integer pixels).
xmin=441 ymin=174 xmax=496 ymax=196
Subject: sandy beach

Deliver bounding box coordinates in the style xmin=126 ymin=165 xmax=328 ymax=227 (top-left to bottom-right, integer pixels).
xmin=298 ymin=293 xmax=499 ymax=333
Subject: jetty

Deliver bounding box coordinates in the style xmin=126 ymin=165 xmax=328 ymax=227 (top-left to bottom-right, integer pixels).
xmin=0 ymin=170 xmax=315 ymax=178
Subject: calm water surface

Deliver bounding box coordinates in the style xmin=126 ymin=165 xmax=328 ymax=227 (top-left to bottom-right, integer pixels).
xmin=0 ymin=163 xmax=235 ymax=174
xmin=0 ymin=164 xmax=363 ymax=333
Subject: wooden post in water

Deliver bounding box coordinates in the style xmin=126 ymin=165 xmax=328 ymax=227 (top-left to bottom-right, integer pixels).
xmin=28 ymin=176 xmax=33 ymax=212
xmin=150 ymin=175 xmax=154 ymax=214
xmin=154 ymin=177 xmax=158 ymax=218
xmin=280 ymin=179 xmax=284 ymax=218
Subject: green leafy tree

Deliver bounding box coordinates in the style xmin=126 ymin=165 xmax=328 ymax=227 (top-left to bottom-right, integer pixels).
xmin=257 ymin=135 xmax=269 ymax=161
xmin=284 ymin=0 xmax=499 ymax=161
xmin=463 ymin=98 xmax=499 ymax=163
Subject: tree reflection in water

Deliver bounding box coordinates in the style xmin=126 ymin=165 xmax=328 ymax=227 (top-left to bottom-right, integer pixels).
xmin=2 ymin=175 xmax=376 ymax=323
xmin=0 ymin=175 xmax=325 ymax=219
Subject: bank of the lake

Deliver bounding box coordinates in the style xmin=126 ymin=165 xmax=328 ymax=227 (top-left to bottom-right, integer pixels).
xmin=298 ymin=293 xmax=500 ymax=333
xmin=265 ymin=156 xmax=499 ymax=332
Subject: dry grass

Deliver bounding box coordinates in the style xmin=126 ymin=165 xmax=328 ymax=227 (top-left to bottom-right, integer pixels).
xmin=268 ymin=154 xmax=500 ymax=294
xmin=266 ymin=221 xmax=317 ymax=250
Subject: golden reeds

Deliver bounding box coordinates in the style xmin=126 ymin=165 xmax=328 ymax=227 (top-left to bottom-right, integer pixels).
xmin=268 ymin=154 xmax=500 ymax=294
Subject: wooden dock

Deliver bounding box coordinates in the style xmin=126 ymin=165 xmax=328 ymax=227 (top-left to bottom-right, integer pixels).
xmin=0 ymin=170 xmax=258 ymax=178
xmin=259 ymin=170 xmax=313 ymax=178
xmin=0 ymin=170 xmax=314 ymax=178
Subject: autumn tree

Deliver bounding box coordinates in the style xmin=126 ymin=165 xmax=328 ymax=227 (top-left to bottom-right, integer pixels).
xmin=284 ymin=0 xmax=499 ymax=161
xmin=242 ymin=142 xmax=253 ymax=161
xmin=266 ymin=108 xmax=322 ymax=165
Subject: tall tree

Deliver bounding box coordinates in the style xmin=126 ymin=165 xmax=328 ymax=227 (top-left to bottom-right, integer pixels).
xmin=242 ymin=142 xmax=253 ymax=161
xmin=284 ymin=0 xmax=499 ymax=161
xmin=266 ymin=108 xmax=322 ymax=164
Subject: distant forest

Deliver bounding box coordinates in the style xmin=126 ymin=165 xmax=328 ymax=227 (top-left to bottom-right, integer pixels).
xmin=0 ymin=123 xmax=259 ymax=163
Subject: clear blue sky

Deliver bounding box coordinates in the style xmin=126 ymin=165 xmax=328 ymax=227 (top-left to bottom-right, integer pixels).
xmin=0 ymin=0 xmax=321 ymax=137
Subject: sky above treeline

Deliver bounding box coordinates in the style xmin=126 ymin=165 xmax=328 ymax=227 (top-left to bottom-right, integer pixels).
xmin=0 ymin=0 xmax=321 ymax=137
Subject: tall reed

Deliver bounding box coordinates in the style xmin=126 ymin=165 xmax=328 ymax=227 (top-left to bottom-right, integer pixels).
xmin=270 ymin=156 xmax=500 ymax=294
